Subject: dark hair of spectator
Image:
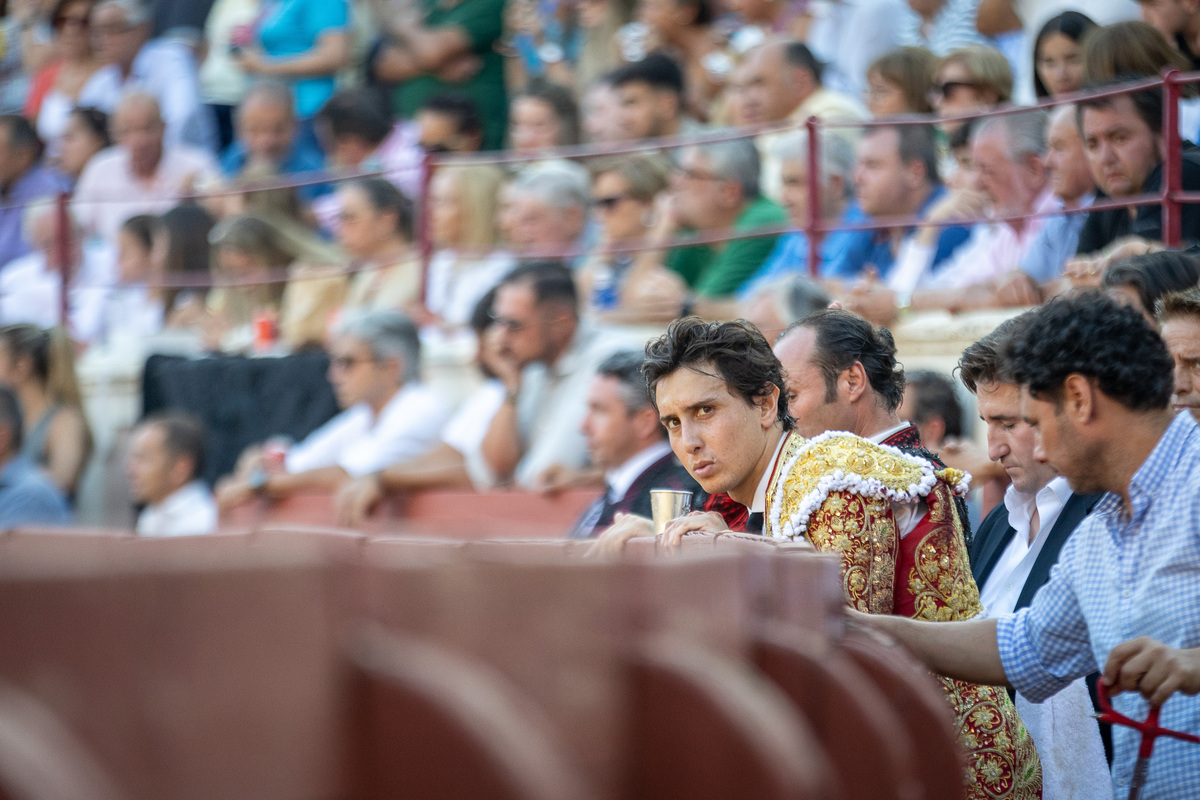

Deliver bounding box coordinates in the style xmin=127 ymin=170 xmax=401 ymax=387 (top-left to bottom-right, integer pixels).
xmin=905 ymin=370 xmax=963 ymax=439
xmin=956 ymin=314 xmax=1027 ymax=393
xmin=1077 ymin=80 xmax=1165 ymax=135
xmin=120 ymin=214 xmax=157 ymax=253
xmin=420 ymin=93 xmax=485 ymax=139
xmin=0 ymin=325 xmax=86 ymax=412
xmin=500 ymin=261 xmax=579 ymax=316
xmin=69 ymin=107 xmax=112 ymax=149
xmin=1001 ymin=290 xmax=1174 ymax=411
xmin=1102 ymin=251 xmax=1200 ymax=319
xmin=676 ymin=0 xmax=713 ymax=26
xmin=642 ymin=317 xmax=795 ymax=431
xmin=597 ymin=350 xmax=659 ymax=419
xmin=789 ymin=308 xmax=906 ymax=412
xmin=610 ymin=52 xmax=686 ymax=98
xmin=0 ymin=114 xmax=45 ymax=162
xmin=0 ymin=385 xmax=23 ymax=453
xmin=156 ymin=204 xmax=216 ymax=314
xmin=865 ymin=124 xmax=940 ymax=185
xmin=344 ymin=177 xmax=415 ymax=241
xmin=1157 ymin=285 xmax=1200 ymax=324
xmin=1083 ymin=22 xmax=1191 ymax=104
xmin=1033 ymin=11 xmax=1097 ymax=99
xmin=315 ymin=89 xmax=393 ymax=146
xmin=516 ymin=79 xmax=582 ymax=146
xmin=868 ymin=47 xmax=937 ymax=114
xmin=470 ymin=286 xmax=498 ymax=335
xmin=141 ymin=411 xmax=206 ymax=480
xmin=784 ymin=41 xmax=824 ymax=85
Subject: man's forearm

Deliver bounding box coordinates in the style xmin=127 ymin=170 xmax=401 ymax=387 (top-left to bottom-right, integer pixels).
xmin=860 ymin=613 xmax=1010 ymax=687
xmin=480 ymin=395 xmax=524 ymax=483
xmin=379 ymin=444 xmax=473 ymax=491
xmin=265 ymin=466 xmax=351 ymax=497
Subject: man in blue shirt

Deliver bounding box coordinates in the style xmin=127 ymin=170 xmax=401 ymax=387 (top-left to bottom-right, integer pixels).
xmin=0 ymin=386 xmax=71 ymax=529
xmin=859 ymin=292 xmax=1200 ymax=799
xmin=0 ymin=116 xmax=69 ymax=271
xmin=219 ymin=82 xmax=326 ymax=202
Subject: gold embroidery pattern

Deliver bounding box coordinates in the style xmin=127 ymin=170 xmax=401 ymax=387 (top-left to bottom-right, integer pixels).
xmin=907 ymin=482 xmax=984 ymax=623
xmin=805 ymin=492 xmax=897 ymax=615
xmin=940 ymin=677 xmax=1042 ymax=800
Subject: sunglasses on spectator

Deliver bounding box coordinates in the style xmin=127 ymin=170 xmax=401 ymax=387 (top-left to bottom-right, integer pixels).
xmin=489 ymin=313 xmax=531 ymax=333
xmin=929 ymin=81 xmax=978 ymax=100
xmin=591 ymin=194 xmax=628 ymax=211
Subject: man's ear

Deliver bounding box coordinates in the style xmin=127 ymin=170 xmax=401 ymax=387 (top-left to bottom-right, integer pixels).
xmin=756 ymin=384 xmax=781 ymax=428
xmin=842 ymin=361 xmax=868 ymax=404
xmin=1060 ymin=373 xmax=1096 ymax=424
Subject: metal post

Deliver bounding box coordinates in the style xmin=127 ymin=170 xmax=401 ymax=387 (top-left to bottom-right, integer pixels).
xmin=55 ymin=192 xmax=71 ymax=330
xmin=417 ymin=150 xmax=437 ymax=307
xmin=1162 ymin=69 xmax=1182 ymax=248
xmin=805 ymin=116 xmax=822 ymax=277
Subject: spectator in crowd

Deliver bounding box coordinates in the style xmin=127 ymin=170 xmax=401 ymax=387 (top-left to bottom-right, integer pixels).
xmin=740 ymin=277 xmax=832 ymax=345
xmin=372 ymin=0 xmax=508 ymax=150
xmin=197 ymin=0 xmax=261 ymax=151
xmin=87 ymin=0 xmax=217 ymax=152
xmin=25 ymin=0 xmax=106 ymax=157
xmin=232 ymin=0 xmax=350 ymax=152
xmin=609 ymin=53 xmax=695 ymax=140
xmin=217 ymin=310 xmax=449 ymax=508
xmin=425 ymin=165 xmax=512 ymax=330
xmin=335 ymin=290 xmax=504 ymax=524
xmin=55 ymin=106 xmax=110 ymax=183
xmin=864 ymin=46 xmax=938 ymax=117
xmin=473 ymin=262 xmax=634 ymax=489
xmin=506 ymin=159 xmax=592 ymax=262
xmin=929 ymin=45 xmax=1014 ymax=134
xmin=1138 ymin=0 xmax=1200 ymax=68
xmin=152 ymin=203 xmax=217 ymax=330
xmin=636 ymin=139 xmax=787 ymax=308
xmin=737 ymin=40 xmax=864 ymax=129
xmin=1071 ymin=86 xmax=1200 ymax=260
xmin=636 ymin=0 xmax=723 ymax=119
xmin=576 ymin=154 xmax=670 ymax=316
xmin=415 ymin=93 xmax=486 ymax=155
xmin=219 ymin=82 xmax=324 ymax=198
xmin=0 ymin=324 xmax=92 ymax=500
xmin=888 ymin=110 xmax=1057 ymax=313
xmin=841 ymin=125 xmax=971 ymax=294
xmin=581 ymin=76 xmax=625 ymax=143
xmin=898 ymin=0 xmax=989 ymax=56
xmin=0 ymin=201 xmax=113 ymax=343
xmin=127 ymin=411 xmax=217 ymax=537
xmin=957 ymin=316 xmax=1109 ymax=800
xmin=1158 ymin=286 xmax=1200 ymax=421
xmin=102 ymin=213 xmax=164 ymax=341
xmin=0 ymin=0 xmax=47 ymax=115
xmin=738 ymin=130 xmax=866 ymax=294
xmin=509 ymin=80 xmax=581 ymax=153
xmin=856 ymin=291 xmax=1200 ymax=798
xmin=568 ymin=350 xmax=702 ymax=539
xmin=1102 ymin=250 xmax=1200 ymax=325
xmin=72 ymin=92 xmax=218 ymax=243
xmin=898 ymin=369 xmax=962 ymax=451
xmin=338 ymin=178 xmax=421 ymax=316
xmin=1032 ymin=11 xmax=1097 ymax=99
xmin=1018 ymin=103 xmax=1096 ymax=287
xmin=0 ymin=115 xmax=70 ymax=270
xmin=574 ymin=0 xmax=634 ymax=89
xmin=0 ymin=384 xmax=71 ymax=528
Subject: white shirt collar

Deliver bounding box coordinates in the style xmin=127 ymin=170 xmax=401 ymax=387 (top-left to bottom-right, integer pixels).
xmin=606 ymin=441 xmax=674 ymax=503
xmin=1003 ymin=474 xmax=1073 ymax=541
xmin=750 ymin=432 xmax=790 ymax=513
xmin=868 ymin=421 xmax=912 ymax=445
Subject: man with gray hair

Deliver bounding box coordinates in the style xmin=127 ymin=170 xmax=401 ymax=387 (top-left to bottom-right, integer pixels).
xmin=219 ymin=81 xmax=325 ymax=199
xmin=216 ymin=310 xmax=450 ymax=509
xmin=88 ymin=0 xmax=217 ymax=153
xmin=507 ymin=159 xmax=592 ymax=264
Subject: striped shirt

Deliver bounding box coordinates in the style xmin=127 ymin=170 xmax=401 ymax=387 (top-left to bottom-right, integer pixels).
xmin=896 ymin=0 xmax=987 ymax=56
xmin=996 ymin=411 xmax=1200 ymax=799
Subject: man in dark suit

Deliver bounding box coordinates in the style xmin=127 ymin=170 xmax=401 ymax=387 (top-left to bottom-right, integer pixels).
xmin=958 ymin=315 xmax=1110 ymax=793
xmin=568 ymin=352 xmax=702 ymax=539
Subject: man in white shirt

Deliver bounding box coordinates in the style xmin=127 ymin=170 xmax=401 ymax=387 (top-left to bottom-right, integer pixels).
xmin=217 ymin=310 xmax=450 ymax=509
xmin=88 ymin=0 xmax=217 ymax=153
xmin=128 ymin=412 xmax=217 ymax=537
xmin=958 ymin=315 xmax=1110 ymax=799
xmin=72 ymin=92 xmax=218 ymax=243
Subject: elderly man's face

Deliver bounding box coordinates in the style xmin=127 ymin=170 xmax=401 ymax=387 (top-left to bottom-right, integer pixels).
xmin=972 ymin=127 xmax=1043 ymax=216
xmin=1044 ymin=109 xmax=1094 ymax=203
xmin=779 ymin=158 xmax=812 ymax=224
xmin=672 ymin=149 xmax=737 ymax=229
xmin=1162 ymin=314 xmax=1200 ymax=421
xmin=237 ymin=96 xmax=295 ymax=168
xmin=738 ymin=47 xmax=804 ymax=125
xmin=326 ymin=334 xmax=397 ymax=410
xmin=113 ymin=99 xmax=165 ymax=175
xmin=1081 ymin=97 xmax=1161 ymax=198
xmin=90 ymin=3 xmax=145 ymax=67
xmin=507 ymin=193 xmax=578 ymax=251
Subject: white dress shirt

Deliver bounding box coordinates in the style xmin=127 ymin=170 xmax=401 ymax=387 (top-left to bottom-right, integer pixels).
xmin=285 ymin=383 xmax=451 ymax=478
xmin=980 ymin=475 xmax=1072 ymax=619
xmin=442 ymin=379 xmax=506 ymax=463
xmin=136 ymin=480 xmax=218 ymax=537
xmin=0 ymin=237 xmax=116 ymax=342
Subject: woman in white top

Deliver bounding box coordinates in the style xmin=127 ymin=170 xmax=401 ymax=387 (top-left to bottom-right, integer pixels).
xmin=424 ymin=164 xmax=514 ymax=331
xmin=29 ymin=0 xmax=107 ymax=156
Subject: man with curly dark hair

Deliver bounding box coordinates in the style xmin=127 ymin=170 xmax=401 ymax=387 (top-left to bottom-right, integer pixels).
xmin=856 ymin=290 xmax=1200 ymax=799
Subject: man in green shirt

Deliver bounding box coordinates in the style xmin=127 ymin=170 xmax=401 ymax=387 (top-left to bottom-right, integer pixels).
xmin=371 ymin=0 xmax=508 ymax=151
xmin=665 ymin=139 xmax=788 ymax=298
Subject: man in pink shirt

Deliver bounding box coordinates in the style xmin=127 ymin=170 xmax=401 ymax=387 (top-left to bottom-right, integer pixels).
xmin=72 ymin=92 xmax=217 ymax=243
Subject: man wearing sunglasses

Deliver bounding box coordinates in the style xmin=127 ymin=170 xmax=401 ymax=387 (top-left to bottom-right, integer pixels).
xmin=216 ymin=310 xmax=450 ymax=510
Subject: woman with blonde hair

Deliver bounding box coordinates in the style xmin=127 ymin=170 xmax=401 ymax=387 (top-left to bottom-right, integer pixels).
xmin=865 ymin=46 xmax=937 ymax=117
xmin=0 ymin=324 xmax=92 ymax=499
xmin=425 ymin=164 xmax=515 ymax=330
xmin=929 ymin=45 xmax=1012 ymax=132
